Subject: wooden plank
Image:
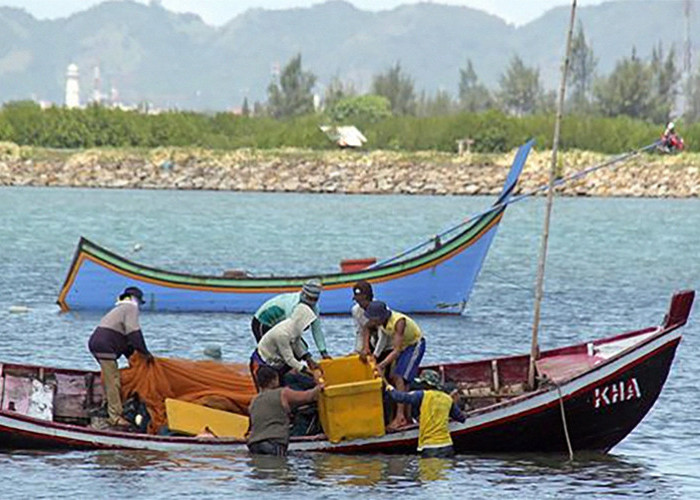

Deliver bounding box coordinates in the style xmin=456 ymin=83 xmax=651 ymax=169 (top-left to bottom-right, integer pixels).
xmin=54 ymin=373 xmax=89 ymax=419
xmin=2 ymin=375 xmax=33 ymax=414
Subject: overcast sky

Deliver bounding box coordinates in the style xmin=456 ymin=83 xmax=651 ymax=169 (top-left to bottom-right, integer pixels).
xmin=2 ymin=0 xmax=613 ymax=26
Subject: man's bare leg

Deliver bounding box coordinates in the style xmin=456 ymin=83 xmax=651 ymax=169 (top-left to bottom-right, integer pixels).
xmin=388 ymin=374 xmax=409 ymax=430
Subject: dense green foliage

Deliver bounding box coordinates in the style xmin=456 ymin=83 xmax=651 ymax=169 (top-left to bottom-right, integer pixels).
xmin=371 ymin=63 xmax=417 ymax=116
xmin=328 ymin=95 xmax=391 ymax=123
xmin=266 ymin=54 xmax=317 ymax=119
xmin=3 ymin=101 xmax=696 ymax=154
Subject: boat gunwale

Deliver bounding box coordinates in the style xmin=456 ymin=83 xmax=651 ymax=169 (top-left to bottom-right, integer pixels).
xmin=0 ymin=313 xmax=683 ymax=450
xmin=75 ymin=205 xmax=503 ymax=286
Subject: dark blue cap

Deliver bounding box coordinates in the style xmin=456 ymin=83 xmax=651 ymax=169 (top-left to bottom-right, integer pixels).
xmin=123 ymin=286 xmax=146 ymax=305
xmin=364 ymin=300 xmax=391 ymax=322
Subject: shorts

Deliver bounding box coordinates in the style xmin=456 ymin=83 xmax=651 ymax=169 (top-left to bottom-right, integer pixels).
xmin=393 ymin=338 xmax=426 ymax=383
xmin=251 ymin=317 xmax=272 ymax=343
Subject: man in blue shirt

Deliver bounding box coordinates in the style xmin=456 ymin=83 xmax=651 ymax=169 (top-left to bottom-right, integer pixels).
xmin=386 ymin=369 xmax=466 ymax=457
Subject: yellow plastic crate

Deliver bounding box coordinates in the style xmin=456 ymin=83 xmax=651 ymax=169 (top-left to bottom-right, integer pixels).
xmin=318 ymin=355 xmax=385 ymax=443
xmin=165 ymin=398 xmax=249 ymax=439
xmin=319 ymin=354 xmax=375 ymax=385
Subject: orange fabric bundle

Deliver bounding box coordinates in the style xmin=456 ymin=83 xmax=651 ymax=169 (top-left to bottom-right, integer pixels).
xmin=119 ymin=354 xmax=257 ymax=434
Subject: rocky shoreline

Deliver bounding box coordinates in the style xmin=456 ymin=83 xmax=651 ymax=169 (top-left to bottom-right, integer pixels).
xmin=1 ymin=142 xmax=698 ymax=197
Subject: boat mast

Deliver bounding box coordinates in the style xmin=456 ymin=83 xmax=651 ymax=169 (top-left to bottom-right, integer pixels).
xmin=528 ymin=0 xmax=578 ymax=390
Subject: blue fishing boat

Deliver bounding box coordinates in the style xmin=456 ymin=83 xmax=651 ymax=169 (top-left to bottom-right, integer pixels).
xmin=57 ymin=141 xmax=534 ymax=314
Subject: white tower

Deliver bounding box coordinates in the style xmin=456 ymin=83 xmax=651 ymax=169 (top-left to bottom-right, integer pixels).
xmin=65 ymin=63 xmax=80 ymax=108
xmin=92 ymin=65 xmax=102 ymax=104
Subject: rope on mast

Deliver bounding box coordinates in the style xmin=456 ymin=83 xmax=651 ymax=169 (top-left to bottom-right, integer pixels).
xmin=372 ymin=139 xmax=660 ymax=268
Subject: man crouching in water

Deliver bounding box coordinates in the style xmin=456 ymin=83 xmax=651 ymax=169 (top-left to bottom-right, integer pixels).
xmin=247 ymin=365 xmax=323 ymax=456
xmin=386 ymin=369 xmax=466 ymax=458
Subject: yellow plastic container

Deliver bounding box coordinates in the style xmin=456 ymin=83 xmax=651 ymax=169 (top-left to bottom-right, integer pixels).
xmin=318 ymin=355 xmax=385 ymax=443
xmin=165 ymin=398 xmax=249 ymax=439
xmin=319 ymin=354 xmax=375 ymax=385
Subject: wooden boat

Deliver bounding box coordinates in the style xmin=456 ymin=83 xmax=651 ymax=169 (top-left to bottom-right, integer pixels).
xmin=56 ymin=141 xmax=534 ymax=314
xmin=1 ymin=290 xmax=692 ymax=452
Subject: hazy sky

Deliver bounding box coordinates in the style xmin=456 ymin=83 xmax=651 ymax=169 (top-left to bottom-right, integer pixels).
xmin=2 ymin=0 xmax=611 ymax=26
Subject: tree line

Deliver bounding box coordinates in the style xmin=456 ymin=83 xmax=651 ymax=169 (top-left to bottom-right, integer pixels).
xmin=1 ymin=23 xmax=699 ymax=153
xmin=263 ymin=25 xmax=697 ymax=125
xmin=3 ymin=102 xmax=692 ymax=154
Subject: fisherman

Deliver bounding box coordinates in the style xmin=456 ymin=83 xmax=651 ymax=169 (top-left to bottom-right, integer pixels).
xmin=362 ymin=300 xmax=426 ymax=429
xmin=87 ymin=286 xmax=154 ymax=427
xmin=660 ymin=121 xmax=684 ymax=152
xmin=385 ymin=369 xmax=466 ymax=457
xmin=247 ymin=365 xmax=323 ymax=456
xmin=351 ymin=280 xmax=391 ymax=362
xmin=250 ymin=302 xmax=320 ymax=390
xmin=252 ymin=279 xmax=331 ymax=359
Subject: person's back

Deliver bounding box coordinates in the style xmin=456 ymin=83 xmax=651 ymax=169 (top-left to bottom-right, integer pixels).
xmin=247 ymin=366 xmax=321 ymax=456
xmin=89 ymin=302 xmax=140 ymax=359
xmin=87 ymin=286 xmax=152 ymax=428
xmin=386 ymin=370 xmax=465 ymax=457
xmin=256 ymin=303 xmax=316 ymax=373
xmin=250 ymin=280 xmax=329 ymax=358
xmin=380 ymin=311 xmax=422 ymax=349
xmin=248 ymin=388 xmax=289 ymax=449
xmin=255 ymin=292 xmax=299 ymax=329
xmin=417 ymin=390 xmax=455 ymax=452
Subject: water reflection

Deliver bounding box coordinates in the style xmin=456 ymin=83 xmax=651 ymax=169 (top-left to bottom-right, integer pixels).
xmin=0 ymin=446 xmax=688 ymax=498
xmin=467 ymin=451 xmax=678 ymax=497
xmin=246 ymin=454 xmax=295 ymax=484
xmin=417 ymin=457 xmax=452 ymax=482
xmin=312 ymin=454 xmax=388 ymax=486
xmin=89 ymin=450 xmax=170 ymax=470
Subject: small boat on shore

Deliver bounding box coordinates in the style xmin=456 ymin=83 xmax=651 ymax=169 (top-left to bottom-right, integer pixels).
xmin=1 ymin=290 xmax=693 ymax=453
xmin=56 ymin=141 xmax=534 ymax=314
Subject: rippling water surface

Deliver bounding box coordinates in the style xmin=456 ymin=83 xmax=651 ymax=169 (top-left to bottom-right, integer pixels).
xmin=1 ymin=187 xmax=698 ymax=498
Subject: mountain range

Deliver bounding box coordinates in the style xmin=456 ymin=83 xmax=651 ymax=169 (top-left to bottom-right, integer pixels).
xmin=0 ymin=0 xmax=697 ymax=110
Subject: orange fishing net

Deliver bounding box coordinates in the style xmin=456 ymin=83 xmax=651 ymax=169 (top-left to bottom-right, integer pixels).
xmin=119 ymin=354 xmax=257 ymax=434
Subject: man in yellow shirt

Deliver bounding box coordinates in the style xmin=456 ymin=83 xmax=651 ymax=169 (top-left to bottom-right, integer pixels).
xmin=362 ymin=300 xmax=426 ymax=429
xmin=386 ymin=369 xmax=466 ymax=457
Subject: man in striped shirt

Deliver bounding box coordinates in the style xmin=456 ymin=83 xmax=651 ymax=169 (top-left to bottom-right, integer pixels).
xmin=88 ymin=286 xmax=153 ymax=427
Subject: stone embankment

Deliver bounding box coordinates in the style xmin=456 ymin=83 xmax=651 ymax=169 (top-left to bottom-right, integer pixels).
xmin=0 ymin=142 xmax=698 ymax=197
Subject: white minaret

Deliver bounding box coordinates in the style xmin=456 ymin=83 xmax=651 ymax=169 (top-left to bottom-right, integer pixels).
xmin=92 ymin=65 xmax=101 ymax=104
xmin=65 ymin=63 xmax=80 ymax=108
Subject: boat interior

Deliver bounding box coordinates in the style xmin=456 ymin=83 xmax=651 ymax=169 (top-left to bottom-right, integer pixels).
xmin=0 ymin=325 xmax=663 ymax=438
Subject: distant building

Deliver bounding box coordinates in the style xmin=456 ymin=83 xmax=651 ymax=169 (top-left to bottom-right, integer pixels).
xmin=65 ymin=63 xmax=80 ymax=108
xmin=92 ymin=65 xmax=102 ymax=104
xmin=320 ymin=125 xmax=367 ymax=148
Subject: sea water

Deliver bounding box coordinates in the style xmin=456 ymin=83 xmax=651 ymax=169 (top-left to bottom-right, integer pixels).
xmin=0 ymin=187 xmax=698 ymax=498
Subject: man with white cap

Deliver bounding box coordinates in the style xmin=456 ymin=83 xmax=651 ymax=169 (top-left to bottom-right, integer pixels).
xmin=250 ymin=302 xmax=320 ymax=389
xmin=351 ymin=280 xmax=391 ymax=361
xmin=251 ymin=279 xmax=330 ymax=359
